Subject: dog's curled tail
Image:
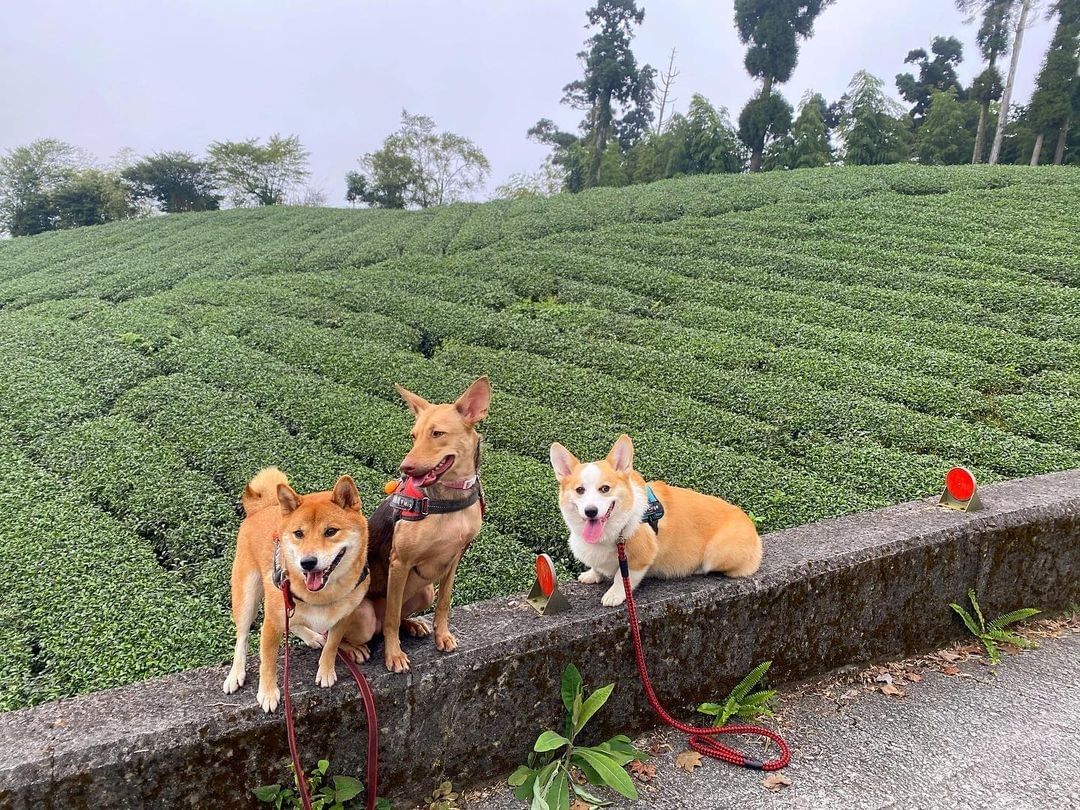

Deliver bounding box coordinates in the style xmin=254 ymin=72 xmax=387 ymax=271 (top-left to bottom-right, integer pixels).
xmin=242 ymin=467 xmax=289 ymax=516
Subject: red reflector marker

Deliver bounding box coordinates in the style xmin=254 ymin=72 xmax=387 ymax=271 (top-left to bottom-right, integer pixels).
xmin=939 ymin=466 xmax=981 ymax=512
xmin=527 ymin=553 xmax=570 ymax=616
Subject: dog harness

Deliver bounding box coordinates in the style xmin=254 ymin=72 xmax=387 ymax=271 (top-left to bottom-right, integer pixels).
xmin=271 ymin=534 xmax=370 ymax=604
xmin=641 ymin=485 xmax=665 ymax=534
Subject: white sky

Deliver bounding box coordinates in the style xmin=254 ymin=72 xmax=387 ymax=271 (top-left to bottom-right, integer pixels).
xmin=0 ymin=1 xmax=1056 ymax=201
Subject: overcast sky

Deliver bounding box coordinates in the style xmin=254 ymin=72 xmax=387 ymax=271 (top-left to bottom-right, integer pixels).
xmin=0 ymin=1 xmax=1056 ymax=202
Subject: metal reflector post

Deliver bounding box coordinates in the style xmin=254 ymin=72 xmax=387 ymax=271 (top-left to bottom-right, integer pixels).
xmin=527 ymin=553 xmax=570 ymax=616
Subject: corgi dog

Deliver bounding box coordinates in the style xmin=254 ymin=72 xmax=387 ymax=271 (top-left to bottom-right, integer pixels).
xmin=549 ymin=435 xmax=761 ymax=606
xmin=366 ymin=376 xmax=490 ymax=673
xmin=223 ymin=468 xmax=378 ymax=712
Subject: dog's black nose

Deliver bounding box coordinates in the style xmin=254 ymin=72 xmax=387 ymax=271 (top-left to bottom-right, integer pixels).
xmin=584 ymin=506 xmax=599 ymax=519
xmin=300 ymin=556 xmax=318 ymax=572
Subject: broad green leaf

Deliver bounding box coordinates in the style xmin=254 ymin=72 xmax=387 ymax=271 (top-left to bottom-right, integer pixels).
xmin=332 ymin=776 xmax=362 ymax=801
xmin=696 ymin=702 xmax=722 ymax=716
xmin=572 ymin=782 xmax=613 ymax=807
xmin=561 ymin=664 xmax=583 ymax=714
xmin=531 ymin=777 xmax=550 ymax=810
xmin=316 ymin=759 xmax=330 ymax=775
xmin=508 ymin=765 xmax=535 ymax=787
xmin=534 ymin=730 xmax=571 ymax=752
xmin=513 ymin=771 xmax=538 ymax=802
xmin=573 ymin=748 xmax=637 ymax=800
xmin=549 ymin=769 xmax=571 ymax=810
xmin=252 ymin=785 xmax=281 ymax=803
xmin=575 ymin=682 xmax=615 ymax=734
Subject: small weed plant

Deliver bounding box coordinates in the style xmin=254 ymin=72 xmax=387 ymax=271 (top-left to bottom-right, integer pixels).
xmin=509 ymin=664 xmax=647 ymax=809
xmin=950 ymin=588 xmax=1040 ymax=664
xmin=253 ymin=759 xmax=386 ymax=810
xmin=695 ymin=660 xmax=776 ymax=726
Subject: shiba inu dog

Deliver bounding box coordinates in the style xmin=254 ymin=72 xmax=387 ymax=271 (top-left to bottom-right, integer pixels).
xmin=367 ymin=376 xmax=490 ymax=673
xmin=549 ymin=435 xmax=761 ymax=606
xmin=223 ymin=468 xmax=377 ymax=712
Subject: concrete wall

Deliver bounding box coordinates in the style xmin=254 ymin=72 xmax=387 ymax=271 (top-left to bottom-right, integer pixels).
xmin=1 ymin=469 xmax=1077 ymax=808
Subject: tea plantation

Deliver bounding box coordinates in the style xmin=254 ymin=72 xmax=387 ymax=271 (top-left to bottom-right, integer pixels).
xmin=1 ymin=165 xmax=1077 ymax=710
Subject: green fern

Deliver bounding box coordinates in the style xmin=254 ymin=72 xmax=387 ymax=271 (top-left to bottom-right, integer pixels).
xmin=949 ymin=589 xmax=1040 ymax=665
xmin=696 ymin=661 xmax=776 ymax=726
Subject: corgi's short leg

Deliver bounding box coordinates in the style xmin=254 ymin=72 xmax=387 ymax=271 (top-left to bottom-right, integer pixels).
xmin=223 ymin=567 xmax=261 ymax=694
xmin=703 ymin=521 xmax=762 ymax=578
xmin=578 ymin=568 xmax=605 ymax=584
xmin=601 ymin=568 xmax=646 ymax=607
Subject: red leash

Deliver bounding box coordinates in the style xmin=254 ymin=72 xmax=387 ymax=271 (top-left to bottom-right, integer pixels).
xmin=280 ymin=580 xmax=379 ymax=810
xmin=616 ymin=543 xmax=791 ymax=771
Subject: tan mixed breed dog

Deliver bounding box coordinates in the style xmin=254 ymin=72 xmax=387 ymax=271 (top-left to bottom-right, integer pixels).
xmin=550 ymin=434 xmax=761 ymax=605
xmin=225 ymin=381 xmax=761 ymax=708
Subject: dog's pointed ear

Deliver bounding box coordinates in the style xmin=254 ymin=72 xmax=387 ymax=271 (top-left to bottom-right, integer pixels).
xmin=455 ymin=375 xmax=491 ymax=425
xmin=549 ymin=442 xmax=579 ymax=480
xmin=331 ymin=475 xmax=362 ymax=512
xmin=395 ymin=383 xmax=431 ymax=416
xmin=277 ymin=483 xmax=302 ymax=514
xmin=606 ymin=434 xmax=634 ymax=473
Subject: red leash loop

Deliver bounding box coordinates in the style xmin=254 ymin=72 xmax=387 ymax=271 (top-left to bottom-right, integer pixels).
xmin=616 ymin=543 xmax=791 ymax=772
xmin=280 ymin=580 xmax=379 ymax=810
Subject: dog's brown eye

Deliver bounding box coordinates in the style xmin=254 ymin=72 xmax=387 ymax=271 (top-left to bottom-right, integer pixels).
xmin=575 ymin=486 xmax=585 ymax=495
xmin=294 ymin=529 xmax=304 ymax=539
xmin=432 ymin=430 xmax=445 ymax=438
xmin=324 ymin=527 xmax=338 ymax=537
xmin=600 ymin=485 xmax=611 ymax=494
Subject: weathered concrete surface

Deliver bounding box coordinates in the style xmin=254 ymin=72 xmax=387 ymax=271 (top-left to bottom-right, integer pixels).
xmin=0 ymin=469 xmax=1077 ymax=808
xmin=468 ymin=629 xmax=1080 ymax=810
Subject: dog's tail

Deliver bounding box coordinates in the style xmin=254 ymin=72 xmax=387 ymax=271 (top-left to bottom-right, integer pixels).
xmin=242 ymin=467 xmax=289 ymax=516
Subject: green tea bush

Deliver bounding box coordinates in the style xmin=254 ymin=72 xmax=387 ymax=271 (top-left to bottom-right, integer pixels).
xmin=0 ymin=164 xmax=1076 ymax=709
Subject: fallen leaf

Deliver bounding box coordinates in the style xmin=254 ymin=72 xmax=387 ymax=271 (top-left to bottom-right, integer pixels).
xmin=675 ymin=750 xmax=703 ymax=773
xmin=936 ymin=650 xmax=962 ymax=662
xmin=879 ymin=684 xmax=905 ymax=697
xmin=568 ymin=766 xmax=587 ymax=785
xmin=762 ymin=773 xmax=792 ymax=790
xmin=629 ymin=760 xmax=657 ymax=782
xmin=942 ymin=665 xmax=960 ymax=676
xmin=839 ymin=688 xmax=859 ymax=701
xmin=874 ymin=673 xmax=893 ymax=685
xmin=570 ymin=801 xmax=590 ymax=810
xmin=904 ymin=672 xmax=924 ymax=683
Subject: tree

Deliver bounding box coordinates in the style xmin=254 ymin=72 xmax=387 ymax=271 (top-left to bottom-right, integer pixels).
xmin=348 ymin=111 xmax=490 ymax=209
xmin=627 ymin=95 xmax=745 ymax=182
xmin=734 ymin=0 xmax=835 ymax=171
xmin=208 ymin=134 xmax=309 ymax=207
xmin=50 ymin=168 xmax=133 ymax=229
xmin=916 ymin=88 xmax=980 ymax=163
xmin=957 ymin=0 xmax=1017 ymax=162
xmin=653 ymin=48 xmax=680 ymax=134
xmin=768 ymin=92 xmax=833 ymax=169
xmin=530 ymin=0 xmax=654 ymax=190
xmin=122 ymin=151 xmax=221 ymax=213
xmin=494 ymin=157 xmax=566 ymax=199
xmin=838 ymin=70 xmax=910 ymax=165
xmin=1027 ymin=0 xmax=1080 ymax=164
xmin=989 ymin=0 xmax=1035 ymax=164
xmin=0 ymin=139 xmax=83 ymax=236
xmin=895 ymin=36 xmax=966 ymax=127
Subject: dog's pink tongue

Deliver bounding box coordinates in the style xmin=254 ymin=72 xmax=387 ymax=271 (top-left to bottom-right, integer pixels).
xmin=582 ymin=518 xmax=603 ymax=544
xmin=304 ymin=571 xmax=323 ymax=591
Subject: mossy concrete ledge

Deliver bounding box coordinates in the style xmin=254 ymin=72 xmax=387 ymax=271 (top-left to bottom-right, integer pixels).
xmin=2 ymin=470 xmax=1078 ymax=807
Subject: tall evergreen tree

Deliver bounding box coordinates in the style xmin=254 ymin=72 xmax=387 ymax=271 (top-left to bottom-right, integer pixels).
xmin=532 ymin=1 xmax=654 ymax=190
xmin=1028 ymin=0 xmax=1080 ymax=164
xmin=838 ymin=70 xmax=910 ymax=165
xmin=957 ymin=0 xmax=1017 ymax=162
xmin=895 ymin=36 xmax=966 ymax=127
xmin=766 ymin=92 xmax=833 ymax=169
xmin=989 ymin=0 xmax=1035 ymax=164
xmin=734 ymin=0 xmax=835 ymax=171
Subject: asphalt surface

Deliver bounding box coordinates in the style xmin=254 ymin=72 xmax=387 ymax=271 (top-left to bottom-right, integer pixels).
xmin=465 ymin=627 xmax=1080 ymax=810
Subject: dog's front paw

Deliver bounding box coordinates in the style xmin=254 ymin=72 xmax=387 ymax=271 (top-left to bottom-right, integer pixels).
xmin=385 ymin=648 xmax=411 ymax=673
xmin=578 ymin=568 xmax=604 ymax=584
xmin=222 ymin=666 xmax=246 ymax=694
xmin=601 ymin=584 xmax=627 ymax=607
xmin=402 ymin=617 xmax=432 ymax=637
xmin=435 ymin=630 xmax=457 ymax=652
xmin=295 ymin=627 xmax=326 ymax=649
xmin=315 ymin=663 xmax=338 ymax=688
xmin=340 ymin=641 xmax=371 ymax=663
xmin=257 ymin=683 xmax=281 ymax=713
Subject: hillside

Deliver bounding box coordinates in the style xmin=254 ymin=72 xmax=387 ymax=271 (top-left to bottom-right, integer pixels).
xmin=0 ymin=165 xmax=1078 ymax=710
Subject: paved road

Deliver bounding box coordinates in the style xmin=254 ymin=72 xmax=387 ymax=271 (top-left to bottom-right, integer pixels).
xmin=465 ymin=629 xmax=1079 ymax=810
